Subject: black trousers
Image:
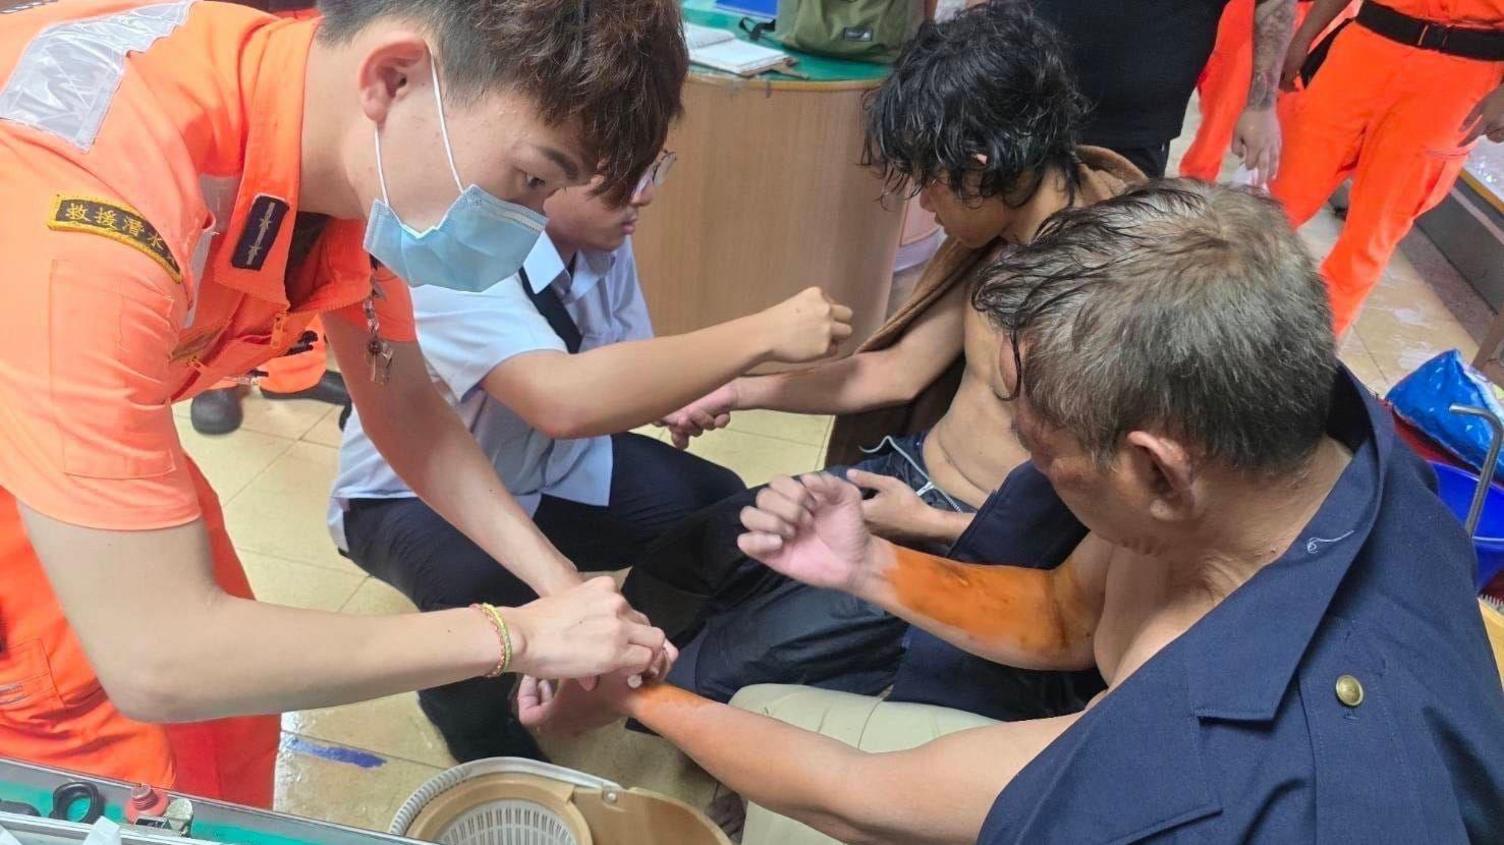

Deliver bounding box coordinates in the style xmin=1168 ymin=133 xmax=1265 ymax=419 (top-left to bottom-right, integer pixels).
xmin=342 ymin=432 xmax=744 ymax=761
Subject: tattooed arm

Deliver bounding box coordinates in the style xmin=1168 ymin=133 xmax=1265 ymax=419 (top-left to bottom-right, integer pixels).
xmin=1233 ymin=0 xmax=1296 ymax=182
xmin=1249 ymin=0 xmax=1296 ymax=109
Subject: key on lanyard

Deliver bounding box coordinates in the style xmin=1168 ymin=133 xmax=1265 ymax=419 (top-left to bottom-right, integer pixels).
xmin=363 ymin=290 xmax=393 ymax=386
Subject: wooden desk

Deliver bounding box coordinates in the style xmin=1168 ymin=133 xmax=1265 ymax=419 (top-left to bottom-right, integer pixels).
xmin=633 ymin=5 xmax=904 ymax=345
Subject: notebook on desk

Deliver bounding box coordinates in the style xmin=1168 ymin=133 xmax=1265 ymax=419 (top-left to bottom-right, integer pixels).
xmin=685 ymin=22 xmax=791 ymax=76
xmin=714 ymin=0 xmax=777 ymax=20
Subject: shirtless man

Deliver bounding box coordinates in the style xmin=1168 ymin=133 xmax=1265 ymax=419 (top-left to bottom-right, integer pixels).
xmin=532 ymin=181 xmax=1504 ymax=845
xmin=667 ymin=1 xmax=1139 ymax=548
xmin=707 ymin=258 xmax=1026 ymax=542
xmin=631 ymin=1 xmax=1138 ymax=710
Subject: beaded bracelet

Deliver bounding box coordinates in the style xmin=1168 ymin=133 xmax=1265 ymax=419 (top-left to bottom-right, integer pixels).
xmin=470 ymin=603 xmax=513 ymax=678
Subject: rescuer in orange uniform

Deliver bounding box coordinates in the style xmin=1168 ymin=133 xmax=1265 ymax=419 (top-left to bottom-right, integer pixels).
xmin=1181 ymin=0 xmax=1258 ymax=180
xmin=1271 ymin=0 xmax=1504 ymax=334
xmin=0 ymin=0 xmax=686 ymax=807
xmin=1181 ymin=0 xmax=1361 ymax=181
xmin=189 ymin=4 xmax=347 ymax=436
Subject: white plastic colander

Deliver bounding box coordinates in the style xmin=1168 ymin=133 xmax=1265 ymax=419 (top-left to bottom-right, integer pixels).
xmin=390 ymin=757 xmax=733 ymax=845
xmin=391 ymin=759 xmax=605 ymax=845
xmin=424 ymin=799 xmax=579 ymax=845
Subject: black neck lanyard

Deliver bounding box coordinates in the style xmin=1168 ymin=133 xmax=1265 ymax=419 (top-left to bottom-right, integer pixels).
xmin=517 ymin=267 xmax=583 ymax=354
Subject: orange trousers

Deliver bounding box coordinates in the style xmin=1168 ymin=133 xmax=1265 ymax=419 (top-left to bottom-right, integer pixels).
xmin=1271 ymin=24 xmax=1502 ymax=335
xmin=1180 ymin=0 xmax=1255 ymax=181
xmin=0 ymin=466 xmax=278 ymax=807
xmin=1180 ymin=2 xmax=1360 ymax=181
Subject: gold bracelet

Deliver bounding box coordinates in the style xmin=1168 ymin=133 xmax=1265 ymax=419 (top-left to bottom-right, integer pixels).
xmin=484 ymin=603 xmax=513 ymax=676
xmin=470 ymin=603 xmax=511 ymax=678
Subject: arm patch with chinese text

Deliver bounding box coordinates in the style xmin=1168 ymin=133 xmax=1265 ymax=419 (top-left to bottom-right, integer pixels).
xmin=47 ymin=195 xmax=181 ymax=284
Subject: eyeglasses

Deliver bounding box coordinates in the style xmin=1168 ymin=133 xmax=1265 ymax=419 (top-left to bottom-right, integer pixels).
xmin=632 ymin=151 xmax=677 ymax=201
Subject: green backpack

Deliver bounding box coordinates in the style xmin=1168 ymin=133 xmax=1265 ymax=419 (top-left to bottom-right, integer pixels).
xmin=772 ymin=0 xmax=920 ymax=63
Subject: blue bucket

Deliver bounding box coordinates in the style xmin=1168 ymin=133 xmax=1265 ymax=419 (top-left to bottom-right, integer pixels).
xmin=1429 ymin=462 xmax=1504 ymax=590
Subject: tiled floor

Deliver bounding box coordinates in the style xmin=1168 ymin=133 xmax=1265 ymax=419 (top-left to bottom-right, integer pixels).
xmin=172 ymin=105 xmax=1496 ymax=833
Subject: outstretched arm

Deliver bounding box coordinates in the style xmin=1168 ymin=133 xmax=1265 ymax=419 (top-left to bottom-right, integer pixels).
xmin=488 ymin=288 xmax=852 ymax=440
xmin=28 ymin=492 xmax=668 ymax=723
xmin=615 ymin=683 xmax=1075 ymax=845
xmin=666 ymin=282 xmax=969 ymax=440
xmin=857 ymin=538 xmax=1108 ymax=671
xmin=738 ymin=474 xmax=1109 ymax=671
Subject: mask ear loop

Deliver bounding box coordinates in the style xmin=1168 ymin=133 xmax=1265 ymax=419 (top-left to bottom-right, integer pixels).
xmin=372 ymin=127 xmax=393 ymax=205
xmin=427 ymin=55 xmax=465 ymax=193
xmin=372 ymin=54 xmax=458 ymax=206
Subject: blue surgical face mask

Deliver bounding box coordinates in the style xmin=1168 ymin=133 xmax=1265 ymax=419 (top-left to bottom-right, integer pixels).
xmin=363 ymin=57 xmax=547 ymax=292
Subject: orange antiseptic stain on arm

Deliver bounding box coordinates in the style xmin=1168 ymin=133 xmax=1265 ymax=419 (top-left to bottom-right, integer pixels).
xmin=631 ymin=683 xmax=713 ymax=718
xmin=626 ymin=684 xmax=722 ymax=742
xmin=884 ymin=546 xmax=1075 ymax=662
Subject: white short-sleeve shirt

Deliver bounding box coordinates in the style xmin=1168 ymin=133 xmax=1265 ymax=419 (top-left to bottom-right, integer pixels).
xmin=327 ymin=233 xmax=653 ymax=550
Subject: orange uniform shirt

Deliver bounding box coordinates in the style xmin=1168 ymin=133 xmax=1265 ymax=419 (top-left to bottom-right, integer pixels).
xmin=0 ymin=0 xmax=414 ymax=532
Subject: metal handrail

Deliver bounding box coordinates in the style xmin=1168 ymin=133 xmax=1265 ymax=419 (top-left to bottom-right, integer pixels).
xmin=1450 ymin=404 xmax=1504 ymax=536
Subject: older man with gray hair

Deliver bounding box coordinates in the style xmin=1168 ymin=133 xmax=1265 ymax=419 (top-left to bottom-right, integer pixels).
xmin=531 ymin=180 xmax=1504 ymax=845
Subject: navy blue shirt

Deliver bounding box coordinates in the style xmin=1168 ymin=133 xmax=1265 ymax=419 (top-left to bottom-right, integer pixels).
xmin=978 ymin=370 xmax=1504 ymax=842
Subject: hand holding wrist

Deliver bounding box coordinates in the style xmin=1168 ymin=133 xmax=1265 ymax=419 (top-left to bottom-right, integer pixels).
xmin=492 ymin=577 xmax=667 ymax=681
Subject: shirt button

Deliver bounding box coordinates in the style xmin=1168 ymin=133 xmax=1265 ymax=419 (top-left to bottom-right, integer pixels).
xmin=1335 ymin=674 xmax=1365 ymax=708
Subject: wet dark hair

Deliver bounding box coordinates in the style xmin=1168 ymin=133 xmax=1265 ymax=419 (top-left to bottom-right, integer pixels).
xmin=973 ymin=180 xmax=1337 ymax=477
xmin=317 ymin=0 xmax=687 ymax=203
xmin=863 ymin=0 xmax=1087 ymax=206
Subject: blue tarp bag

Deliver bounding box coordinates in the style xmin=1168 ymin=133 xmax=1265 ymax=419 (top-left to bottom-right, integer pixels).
xmin=1387 ymin=349 xmax=1504 ymax=479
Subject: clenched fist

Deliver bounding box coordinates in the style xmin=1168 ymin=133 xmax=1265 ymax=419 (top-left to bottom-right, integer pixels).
xmin=756 ymin=287 xmax=854 ymax=364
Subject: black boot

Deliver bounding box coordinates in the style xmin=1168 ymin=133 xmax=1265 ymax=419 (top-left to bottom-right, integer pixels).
xmin=190 ymin=387 xmax=245 ymax=435
xmin=261 ymin=371 xmax=350 ymax=406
